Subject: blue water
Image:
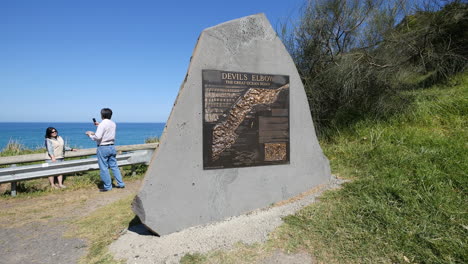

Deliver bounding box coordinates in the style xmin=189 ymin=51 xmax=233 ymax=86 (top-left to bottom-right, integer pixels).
xmin=0 ymin=122 xmax=165 ymax=151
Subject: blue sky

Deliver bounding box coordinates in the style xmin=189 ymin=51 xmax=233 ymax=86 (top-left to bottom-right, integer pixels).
xmin=1 ymin=0 xmax=303 ymax=123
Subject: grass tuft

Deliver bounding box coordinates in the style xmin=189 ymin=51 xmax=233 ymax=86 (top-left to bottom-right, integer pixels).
xmin=145 ymin=136 xmax=159 ymax=143
xmin=66 ymin=195 xmax=136 ymax=264
xmin=0 ymin=139 xmax=44 ymax=157
xmin=180 ymin=253 xmax=207 ymax=264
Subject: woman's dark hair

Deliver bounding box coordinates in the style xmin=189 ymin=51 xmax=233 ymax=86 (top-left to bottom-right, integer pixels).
xmin=45 ymin=127 xmax=57 ymax=138
xmin=101 ymin=108 xmax=113 ymax=119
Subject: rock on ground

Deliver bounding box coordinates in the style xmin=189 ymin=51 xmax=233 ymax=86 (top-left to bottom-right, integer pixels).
xmin=110 ymin=176 xmax=344 ymax=263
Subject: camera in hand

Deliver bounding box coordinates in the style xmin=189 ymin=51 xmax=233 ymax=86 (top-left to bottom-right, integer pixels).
xmin=92 ymin=118 xmax=97 ymax=123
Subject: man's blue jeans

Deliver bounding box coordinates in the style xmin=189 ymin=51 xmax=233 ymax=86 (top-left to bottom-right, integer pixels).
xmin=96 ymin=145 xmax=125 ymax=190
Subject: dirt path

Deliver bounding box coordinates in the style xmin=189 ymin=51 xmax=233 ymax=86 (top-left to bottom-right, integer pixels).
xmin=0 ymin=180 xmax=142 ymax=264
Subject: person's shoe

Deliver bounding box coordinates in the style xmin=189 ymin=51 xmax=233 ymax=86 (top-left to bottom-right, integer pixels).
xmin=99 ymin=189 xmax=110 ymax=192
xmin=116 ymin=185 xmax=125 ymax=189
xmin=59 ymin=185 xmax=67 ymax=189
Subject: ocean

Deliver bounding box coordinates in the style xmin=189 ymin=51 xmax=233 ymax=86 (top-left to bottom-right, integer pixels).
xmin=0 ymin=122 xmax=166 ymax=151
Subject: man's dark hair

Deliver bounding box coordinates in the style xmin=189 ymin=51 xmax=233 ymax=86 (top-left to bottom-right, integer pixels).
xmin=101 ymin=108 xmax=113 ymax=119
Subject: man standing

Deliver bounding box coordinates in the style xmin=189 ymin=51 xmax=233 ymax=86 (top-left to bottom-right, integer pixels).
xmin=86 ymin=108 xmax=125 ymax=192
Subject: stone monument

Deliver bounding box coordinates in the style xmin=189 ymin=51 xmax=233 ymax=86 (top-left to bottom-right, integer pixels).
xmin=132 ymin=13 xmax=331 ymax=235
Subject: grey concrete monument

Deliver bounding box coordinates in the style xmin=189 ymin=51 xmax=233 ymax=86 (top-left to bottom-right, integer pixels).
xmin=132 ymin=13 xmax=331 ymax=235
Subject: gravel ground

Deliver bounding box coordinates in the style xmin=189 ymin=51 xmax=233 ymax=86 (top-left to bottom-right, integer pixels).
xmin=0 ymin=221 xmax=86 ymax=264
xmin=110 ymin=176 xmax=344 ymax=264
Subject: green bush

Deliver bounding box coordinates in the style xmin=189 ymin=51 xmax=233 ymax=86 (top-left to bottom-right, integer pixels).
xmin=282 ymin=0 xmax=467 ymax=137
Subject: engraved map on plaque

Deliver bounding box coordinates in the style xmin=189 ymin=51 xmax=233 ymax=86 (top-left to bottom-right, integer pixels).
xmin=202 ymin=70 xmax=290 ymax=169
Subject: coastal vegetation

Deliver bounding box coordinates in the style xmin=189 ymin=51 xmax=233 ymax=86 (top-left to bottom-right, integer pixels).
xmin=1 ymin=0 xmax=466 ymax=263
xmin=0 ymin=139 xmax=44 ymax=156
xmin=281 ymin=0 xmax=467 ymax=138
xmin=144 ymin=136 xmax=160 ymax=143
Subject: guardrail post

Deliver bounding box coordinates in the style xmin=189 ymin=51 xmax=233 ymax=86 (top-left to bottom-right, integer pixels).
xmin=10 ymin=164 xmax=17 ymax=197
xmin=11 ymin=182 xmax=17 ymax=197
xmin=131 ymin=165 xmax=137 ymax=176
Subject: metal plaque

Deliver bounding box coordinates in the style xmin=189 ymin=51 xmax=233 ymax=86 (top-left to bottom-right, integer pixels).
xmin=202 ymin=70 xmax=290 ymax=169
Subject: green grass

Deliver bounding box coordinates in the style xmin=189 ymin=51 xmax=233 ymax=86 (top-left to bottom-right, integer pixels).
xmin=66 ymin=195 xmax=138 ymax=264
xmin=145 ymin=136 xmax=160 ymax=143
xmin=184 ymin=73 xmax=467 ymax=263
xmin=272 ymin=72 xmax=468 ymax=263
xmin=0 ymin=139 xmax=44 ymax=156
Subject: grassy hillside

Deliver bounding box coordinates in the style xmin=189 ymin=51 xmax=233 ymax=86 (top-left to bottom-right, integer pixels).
xmin=275 ymin=72 xmax=467 ymax=263
xmin=184 ymin=73 xmax=467 ymax=263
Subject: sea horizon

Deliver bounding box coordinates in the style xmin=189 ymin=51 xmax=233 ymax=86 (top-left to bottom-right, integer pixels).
xmin=0 ymin=122 xmax=165 ymax=151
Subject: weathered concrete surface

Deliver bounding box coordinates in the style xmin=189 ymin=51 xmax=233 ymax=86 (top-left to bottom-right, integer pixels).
xmin=133 ymin=13 xmax=331 ymax=235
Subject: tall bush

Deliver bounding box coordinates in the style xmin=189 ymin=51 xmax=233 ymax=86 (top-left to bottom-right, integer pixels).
xmin=282 ymin=0 xmax=467 ymax=136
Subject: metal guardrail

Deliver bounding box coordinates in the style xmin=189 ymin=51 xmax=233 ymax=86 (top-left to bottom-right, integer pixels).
xmin=0 ymin=143 xmax=158 ymax=196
